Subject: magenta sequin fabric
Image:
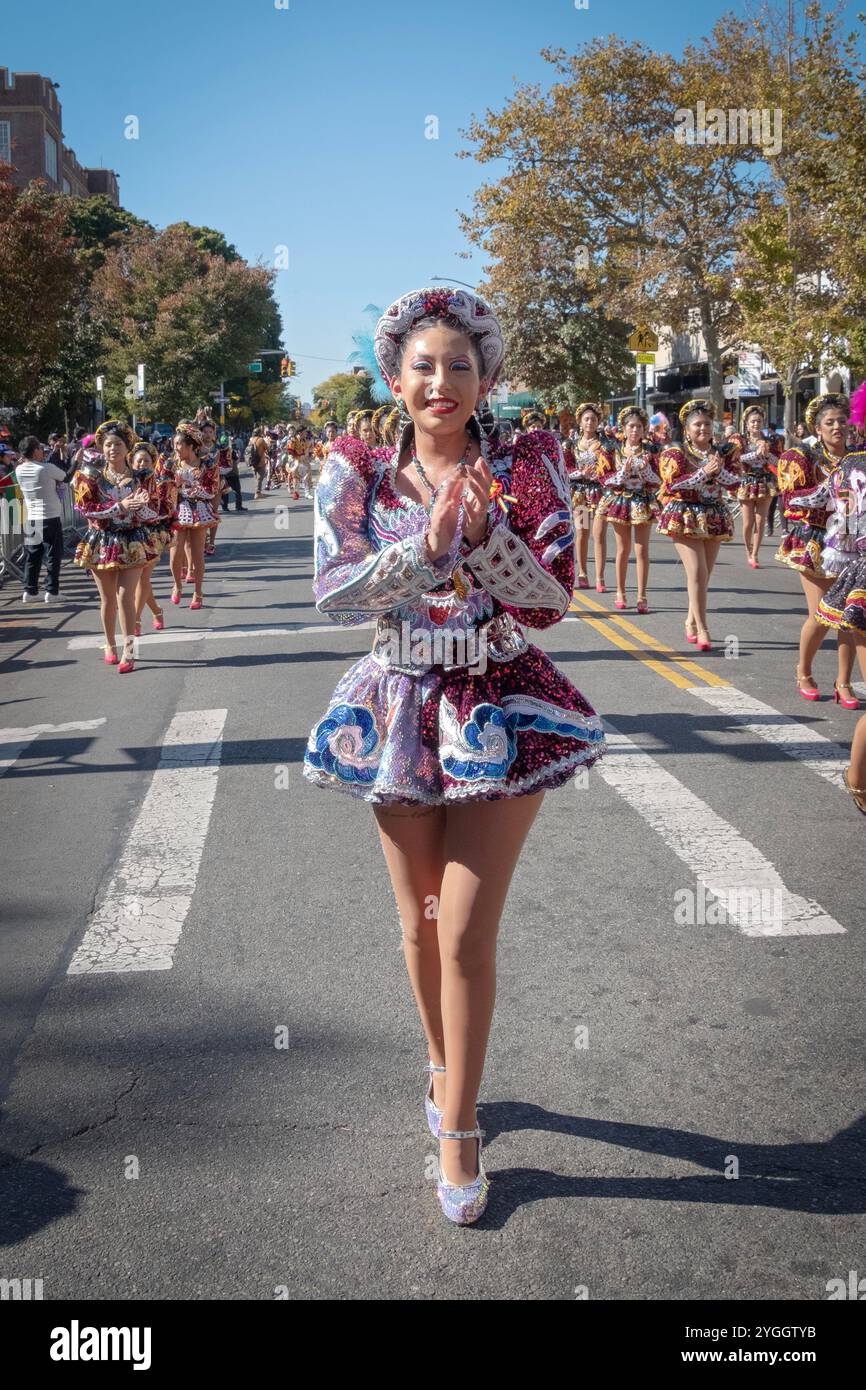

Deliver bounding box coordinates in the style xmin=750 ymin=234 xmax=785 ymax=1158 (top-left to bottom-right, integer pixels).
xmin=303 ymin=430 xmax=606 ymax=805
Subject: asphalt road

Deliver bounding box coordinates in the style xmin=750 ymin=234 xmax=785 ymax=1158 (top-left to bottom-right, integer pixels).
xmin=1 ymin=470 xmax=864 ymax=1301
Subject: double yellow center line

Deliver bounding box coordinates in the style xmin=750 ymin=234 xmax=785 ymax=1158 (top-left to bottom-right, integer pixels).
xmin=569 ymin=591 xmax=731 ymax=691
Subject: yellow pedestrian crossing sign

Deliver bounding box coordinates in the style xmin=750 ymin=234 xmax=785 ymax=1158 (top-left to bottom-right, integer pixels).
xmin=628 ymin=324 xmax=659 ymax=352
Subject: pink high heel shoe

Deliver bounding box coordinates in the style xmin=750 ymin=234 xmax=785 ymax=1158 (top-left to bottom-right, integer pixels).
xmin=103 ymin=647 xmax=119 ymax=665
xmin=636 ymin=597 xmax=649 ymax=614
xmin=578 ymin=574 xmax=590 ymax=589
xmin=190 ymin=594 xmax=203 ymax=610
xmin=614 ymin=595 xmax=627 ymax=610
xmin=152 ymin=607 xmax=165 ymax=632
xmin=595 ymin=580 xmax=606 ymax=593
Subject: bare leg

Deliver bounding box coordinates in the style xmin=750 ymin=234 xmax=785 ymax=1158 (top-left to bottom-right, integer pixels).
xmin=117 ymin=564 xmax=144 ymax=655
xmin=592 ymin=510 xmax=607 ymax=584
xmin=836 ymin=630 xmax=856 ymax=688
xmin=752 ymin=496 xmax=771 ymax=561
xmin=189 ymin=526 xmax=208 ymax=598
xmin=575 ymin=508 xmax=590 ymax=579
xmin=848 ymin=642 xmax=866 ymax=786
xmin=93 ymin=569 xmax=119 ymax=654
xmin=373 ymin=804 xmax=448 ymax=1107
xmin=437 ymin=791 xmax=545 ymax=1183
xmin=170 ymin=533 xmax=185 ymax=598
xmin=741 ymin=500 xmax=755 ymax=557
xmin=613 ymin=522 xmax=632 ymax=600
xmin=704 ymin=536 xmax=723 ymax=585
xmin=136 ymin=558 xmax=160 ymax=621
xmin=673 ymin=538 xmax=708 ymax=633
xmin=797 ymin=572 xmax=833 ymax=688
xmin=634 ymin=522 xmax=651 ymax=600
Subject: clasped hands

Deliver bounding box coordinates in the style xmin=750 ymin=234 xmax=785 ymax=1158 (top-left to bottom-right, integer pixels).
xmin=424 ymin=455 xmax=493 ymax=564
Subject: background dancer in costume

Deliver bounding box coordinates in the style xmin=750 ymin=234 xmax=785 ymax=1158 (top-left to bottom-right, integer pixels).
xmin=595 ymin=406 xmax=660 ymax=612
xmin=73 ymin=420 xmax=153 ymax=673
xmin=815 ymin=387 xmax=866 ymax=780
xmin=776 ymin=393 xmax=857 ymax=702
xmin=169 ymin=420 xmax=216 ymax=611
xmin=304 ymin=286 xmax=604 ymax=1226
xmin=657 ymin=400 xmax=741 ymax=650
xmin=567 ymin=402 xmax=610 ymax=592
xmin=129 ymin=439 xmax=171 ymax=635
xmin=734 ymin=404 xmax=780 ymax=568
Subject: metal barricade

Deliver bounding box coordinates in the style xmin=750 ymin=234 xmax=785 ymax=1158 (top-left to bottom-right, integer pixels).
xmin=0 ymin=492 xmax=26 ymax=585
xmin=0 ymin=481 xmax=83 ymax=587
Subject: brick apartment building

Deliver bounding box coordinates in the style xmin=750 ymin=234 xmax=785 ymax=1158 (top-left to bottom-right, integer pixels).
xmin=0 ymin=67 xmax=119 ymax=204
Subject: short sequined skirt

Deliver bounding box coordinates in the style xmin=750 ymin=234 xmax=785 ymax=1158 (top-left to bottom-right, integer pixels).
xmin=570 ymin=479 xmax=603 ymax=514
xmin=737 ymin=469 xmax=778 ymax=502
xmin=657 ymin=497 xmax=733 ymax=541
xmin=142 ymin=520 xmax=173 ymax=555
xmin=595 ymin=487 xmax=660 ymax=527
xmin=73 ymin=522 xmax=156 ymax=571
xmin=303 ymin=644 xmax=606 ymax=805
xmin=816 ymin=557 xmax=866 ymax=632
xmin=176 ymin=498 xmax=216 ymax=528
xmin=775 ymin=521 xmax=828 ymax=577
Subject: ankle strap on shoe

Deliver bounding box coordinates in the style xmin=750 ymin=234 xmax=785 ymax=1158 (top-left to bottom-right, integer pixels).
xmin=439 ymin=1127 xmax=480 ymax=1140
xmin=426 ymin=1060 xmax=446 ymax=1073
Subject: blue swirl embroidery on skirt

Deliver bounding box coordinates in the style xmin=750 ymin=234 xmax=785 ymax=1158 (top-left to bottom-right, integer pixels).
xmin=305 ymin=702 xmax=381 ymax=784
xmin=439 ymin=694 xmax=605 ymax=782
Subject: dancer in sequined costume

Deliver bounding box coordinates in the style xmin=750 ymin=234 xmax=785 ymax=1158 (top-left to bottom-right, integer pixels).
xmin=775 ymin=393 xmax=858 ymax=703
xmin=732 ymin=403 xmax=780 ymax=569
xmin=657 ymin=399 xmax=741 ymax=651
xmin=594 ymin=406 xmax=661 ymax=613
xmin=303 ymin=286 xmax=605 ymax=1224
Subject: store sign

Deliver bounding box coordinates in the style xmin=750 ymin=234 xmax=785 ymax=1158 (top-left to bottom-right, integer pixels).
xmin=737 ymin=351 xmax=761 ymax=397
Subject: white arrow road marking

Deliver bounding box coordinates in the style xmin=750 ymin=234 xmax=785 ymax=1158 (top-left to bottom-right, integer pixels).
xmin=0 ymin=718 xmax=107 ymax=777
xmin=596 ymin=724 xmax=845 ymax=936
xmin=685 ymin=685 xmax=850 ymax=788
xmin=67 ymin=709 xmax=226 ymax=974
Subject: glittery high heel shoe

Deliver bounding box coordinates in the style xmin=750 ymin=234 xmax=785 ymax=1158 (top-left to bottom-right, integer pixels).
xmin=437 ymin=1126 xmax=489 ymax=1226
xmin=424 ymin=1060 xmax=446 ymax=1138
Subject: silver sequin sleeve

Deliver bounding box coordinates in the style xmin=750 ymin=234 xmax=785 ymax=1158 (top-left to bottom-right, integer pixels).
xmin=312 ymin=447 xmax=460 ymax=626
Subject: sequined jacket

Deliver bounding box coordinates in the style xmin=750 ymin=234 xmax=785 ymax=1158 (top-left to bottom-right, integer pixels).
xmin=602 ymin=445 xmax=662 ymax=492
xmin=153 ymin=458 xmax=179 ymax=520
xmin=731 ymin=433 xmax=781 ymax=471
xmin=73 ymin=463 xmax=153 ymax=532
xmin=776 ymin=444 xmax=843 ymax=530
xmin=568 ymin=438 xmax=614 ymax=482
xmin=819 ymin=452 xmax=866 ymax=573
xmin=174 ymin=459 xmax=219 ymax=504
xmin=312 ymin=429 xmax=575 ymax=647
xmin=657 ymin=445 xmax=741 ymax=504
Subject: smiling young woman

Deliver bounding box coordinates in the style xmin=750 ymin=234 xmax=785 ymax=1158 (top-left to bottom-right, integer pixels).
xmin=303 ymin=286 xmax=606 ymax=1225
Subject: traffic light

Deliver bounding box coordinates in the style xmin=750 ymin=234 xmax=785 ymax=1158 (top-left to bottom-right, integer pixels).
xmin=280 ymin=356 xmax=289 ymax=378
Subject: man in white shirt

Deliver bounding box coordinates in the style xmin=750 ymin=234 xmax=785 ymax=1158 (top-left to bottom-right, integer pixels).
xmin=14 ymin=436 xmax=67 ymax=603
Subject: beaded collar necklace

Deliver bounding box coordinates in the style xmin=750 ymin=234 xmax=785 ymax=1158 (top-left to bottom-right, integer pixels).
xmin=411 ymin=432 xmax=474 ymax=501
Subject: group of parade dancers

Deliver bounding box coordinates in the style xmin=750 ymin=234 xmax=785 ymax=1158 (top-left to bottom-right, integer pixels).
xmin=17 ymin=387 xmax=866 ymax=810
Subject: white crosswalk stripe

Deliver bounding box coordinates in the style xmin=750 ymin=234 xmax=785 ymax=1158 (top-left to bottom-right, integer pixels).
xmin=67 ymin=709 xmax=227 ymax=975
xmin=686 ymin=685 xmax=849 ymax=787
xmin=0 ymin=719 xmax=107 ymax=777
xmin=596 ymin=723 xmax=846 ymax=937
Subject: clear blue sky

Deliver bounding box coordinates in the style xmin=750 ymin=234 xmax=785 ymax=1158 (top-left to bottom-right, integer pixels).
xmin=4 ymin=0 xmax=860 ymax=400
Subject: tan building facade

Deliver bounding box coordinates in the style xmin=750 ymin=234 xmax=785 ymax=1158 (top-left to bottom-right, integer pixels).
xmin=0 ymin=68 xmax=119 ymax=204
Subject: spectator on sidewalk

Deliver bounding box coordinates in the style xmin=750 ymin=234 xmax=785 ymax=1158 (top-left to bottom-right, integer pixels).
xmin=14 ymin=436 xmax=67 ymax=604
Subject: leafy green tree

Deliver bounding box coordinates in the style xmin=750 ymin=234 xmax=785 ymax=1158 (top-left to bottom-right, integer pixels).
xmin=93 ymin=224 xmax=282 ymax=421
xmin=168 ymin=222 xmax=241 ymax=263
xmin=0 ymin=166 xmax=82 ymax=420
xmin=311 ymin=372 xmax=376 ymax=425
